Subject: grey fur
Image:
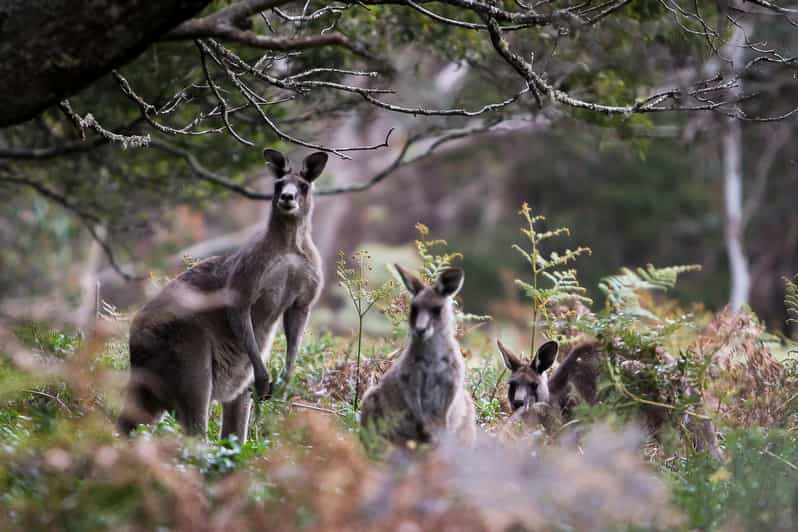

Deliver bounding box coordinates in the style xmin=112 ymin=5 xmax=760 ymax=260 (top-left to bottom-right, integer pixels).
xmin=117 ymin=150 xmax=327 ymax=442
xmin=360 ymin=265 xmax=476 ymax=446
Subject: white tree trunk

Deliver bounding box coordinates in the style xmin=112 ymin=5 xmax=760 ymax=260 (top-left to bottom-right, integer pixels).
xmin=722 ymin=22 xmax=752 ymax=312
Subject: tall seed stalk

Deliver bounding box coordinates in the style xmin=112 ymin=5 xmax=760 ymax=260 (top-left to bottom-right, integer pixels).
xmin=513 ymin=203 xmax=591 ymax=354
xmin=337 ymin=250 xmax=392 ymax=409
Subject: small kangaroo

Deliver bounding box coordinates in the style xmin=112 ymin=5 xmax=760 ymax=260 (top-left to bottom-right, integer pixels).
xmin=360 ymin=265 xmax=476 ymax=446
xmin=498 ymin=340 xmax=723 ymax=458
xmin=118 ymin=149 xmax=327 ymax=441
xmin=498 ymin=339 xmax=601 ymax=417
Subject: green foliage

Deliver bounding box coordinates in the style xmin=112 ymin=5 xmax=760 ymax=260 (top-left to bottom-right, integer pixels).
xmin=468 ymin=361 xmax=505 ymax=426
xmin=513 ymin=202 xmax=591 ymax=351
xmin=189 ymin=436 xmax=269 ymax=480
xmin=1 ymin=304 xmax=797 ymax=531
xmin=570 ymin=263 xmax=705 ymax=430
xmin=600 ymin=263 xmax=702 ymax=319
xmin=411 ymin=223 xmax=490 ymax=326
xmin=413 ymin=222 xmax=464 ymax=282
xmin=270 ymin=332 xmax=336 ymax=403
xmin=668 ymin=428 xmax=798 ymax=531
xmin=13 ymin=323 xmax=79 ymax=358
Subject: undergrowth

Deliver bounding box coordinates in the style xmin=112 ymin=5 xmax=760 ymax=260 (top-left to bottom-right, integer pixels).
xmin=1 ymin=219 xmax=797 ymax=531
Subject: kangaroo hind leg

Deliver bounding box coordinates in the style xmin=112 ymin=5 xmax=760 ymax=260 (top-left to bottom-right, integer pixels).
xmin=221 ymin=389 xmax=252 ymax=443
xmin=173 ymin=361 xmax=213 ymax=439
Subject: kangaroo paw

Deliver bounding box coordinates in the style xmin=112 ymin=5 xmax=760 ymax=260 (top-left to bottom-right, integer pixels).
xmin=253 ymin=375 xmax=272 ymax=401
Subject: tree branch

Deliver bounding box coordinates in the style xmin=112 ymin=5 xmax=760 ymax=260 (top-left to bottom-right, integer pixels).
xmin=167 ymin=25 xmax=374 ymax=58
xmin=200 ymin=39 xmax=392 ymax=158
xmin=149 ymin=119 xmax=506 ymax=201
xmin=0 ymin=137 xmax=109 ymax=160
xmin=149 ymin=137 xmax=273 ymax=200
xmin=58 ymin=100 xmax=150 ymax=149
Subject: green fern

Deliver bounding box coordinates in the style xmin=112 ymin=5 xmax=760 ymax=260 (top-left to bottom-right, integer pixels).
xmin=413 ymin=222 xmax=463 ymax=281
xmin=513 ymin=203 xmax=591 ymax=353
xmin=599 ymin=264 xmax=701 ymax=319
xmin=410 ymin=223 xmax=490 ymax=325
xmin=785 ymin=274 xmax=798 ymax=326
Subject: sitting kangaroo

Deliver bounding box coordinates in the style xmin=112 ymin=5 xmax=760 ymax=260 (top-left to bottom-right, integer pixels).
xmin=498 ymin=339 xmax=601 ymax=417
xmin=360 ymin=265 xmax=476 ymax=446
xmin=118 ymin=149 xmax=327 ymax=441
xmin=498 ymin=340 xmax=723 ymax=458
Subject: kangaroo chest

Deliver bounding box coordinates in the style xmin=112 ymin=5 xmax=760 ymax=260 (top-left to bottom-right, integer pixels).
xmin=401 ymin=354 xmax=461 ymax=413
xmin=251 ymin=253 xmax=320 ymax=330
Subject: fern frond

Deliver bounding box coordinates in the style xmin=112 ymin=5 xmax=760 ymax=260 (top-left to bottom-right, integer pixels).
xmin=785 ymin=274 xmax=798 ymax=326
xmin=513 ymin=205 xmax=592 ymax=351
xmin=599 ymin=263 xmax=700 ymax=318
xmin=414 ymin=224 xmax=463 ymax=281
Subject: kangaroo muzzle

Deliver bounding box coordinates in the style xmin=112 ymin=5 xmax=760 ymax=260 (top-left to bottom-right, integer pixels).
xmin=412 ymin=310 xmax=434 ymax=340
xmin=277 ymin=183 xmax=299 ymax=212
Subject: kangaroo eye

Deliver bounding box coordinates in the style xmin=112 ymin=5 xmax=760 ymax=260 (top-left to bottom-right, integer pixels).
xmin=431 ymin=306 xmax=442 ymax=317
xmin=299 ymin=182 xmax=309 ymax=194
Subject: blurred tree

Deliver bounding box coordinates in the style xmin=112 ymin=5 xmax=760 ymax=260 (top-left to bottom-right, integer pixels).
xmin=1 ymin=0 xmax=797 ymax=323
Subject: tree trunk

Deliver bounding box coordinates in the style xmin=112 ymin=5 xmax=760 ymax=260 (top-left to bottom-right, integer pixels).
xmin=721 ymin=22 xmax=752 ymax=312
xmin=0 ymin=0 xmax=211 ymax=127
xmin=75 ymin=226 xmax=105 ymax=334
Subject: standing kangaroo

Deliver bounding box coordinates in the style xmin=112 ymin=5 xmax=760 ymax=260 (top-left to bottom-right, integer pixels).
xmin=360 ymin=265 xmax=476 ymax=446
xmin=117 ymin=149 xmax=327 ymax=442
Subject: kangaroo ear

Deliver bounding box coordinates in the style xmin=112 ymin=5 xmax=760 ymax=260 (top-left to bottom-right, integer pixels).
xmin=497 ymin=340 xmax=523 ymax=372
xmin=394 ymin=264 xmax=425 ymax=295
xmin=533 ymin=341 xmax=558 ymax=374
xmin=263 ymin=149 xmax=288 ymax=178
xmin=434 ymin=268 xmax=464 ymax=298
xmin=301 ymin=151 xmax=328 ymax=182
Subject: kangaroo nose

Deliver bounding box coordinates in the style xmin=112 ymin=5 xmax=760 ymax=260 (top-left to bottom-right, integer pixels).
xmin=512 ymin=400 xmax=525 ymax=411
xmin=413 ymin=326 xmax=427 ymax=337
xmin=280 ymin=191 xmax=295 ymax=201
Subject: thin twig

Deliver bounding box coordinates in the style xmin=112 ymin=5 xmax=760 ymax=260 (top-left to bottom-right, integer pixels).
xmin=271 ymin=398 xmax=343 ymax=416
xmin=23 ymin=389 xmax=75 ymax=415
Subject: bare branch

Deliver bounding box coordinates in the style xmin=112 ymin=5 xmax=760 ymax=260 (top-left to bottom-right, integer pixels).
xmin=317 ymin=121 xmax=507 ymax=195
xmin=354 ymin=85 xmax=531 ymax=116
xmin=0 ymin=137 xmax=109 ymax=160
xmin=166 ymin=0 xmax=374 ymax=59
xmin=58 ymin=100 xmax=150 ymax=149
xmin=200 ymin=39 xmax=393 ymax=158
xmin=168 ymin=26 xmax=374 ymax=58
xmin=169 ymin=0 xmax=291 ymax=33
xmin=150 ymin=120 xmax=506 ymax=201
xmin=743 ymin=0 xmax=798 ymax=15
xmin=0 ymin=115 xmax=147 ymax=161
xmin=479 ymin=13 xmax=790 ymax=118
xmin=272 ymin=4 xmax=351 ymax=23
xmin=149 ymin=137 xmax=273 ymax=200
xmin=196 ymin=40 xmax=255 ymax=147
xmin=583 ymin=0 xmax=633 ymax=25
xmin=405 ymin=0 xmax=533 ymax=30
xmin=113 ymin=71 xmax=226 ymax=137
